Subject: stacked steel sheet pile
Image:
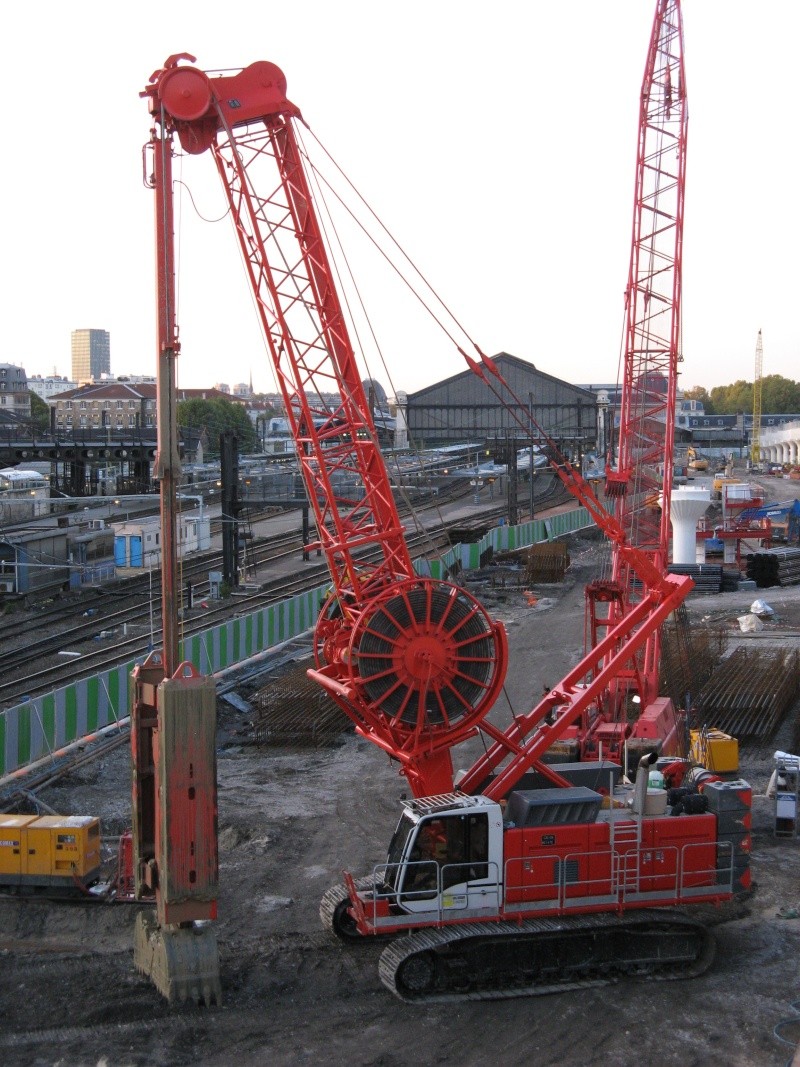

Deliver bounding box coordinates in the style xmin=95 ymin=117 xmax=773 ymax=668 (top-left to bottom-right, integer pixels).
xmin=721 ymin=570 xmax=743 ymax=592
xmin=667 ymin=563 xmax=724 ymax=593
xmin=693 ymin=646 xmax=800 ymax=741
xmin=744 ymin=547 xmax=800 ymax=588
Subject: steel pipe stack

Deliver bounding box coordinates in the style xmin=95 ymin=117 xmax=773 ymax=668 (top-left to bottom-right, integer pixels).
xmin=721 ymin=571 xmax=741 ymax=592
xmin=667 ymin=563 xmax=724 ymax=593
xmin=744 ymin=547 xmax=800 ymax=588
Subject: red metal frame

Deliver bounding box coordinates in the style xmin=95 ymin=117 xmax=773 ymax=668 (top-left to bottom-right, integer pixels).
xmin=609 ymin=0 xmax=687 ymax=562
xmin=139 ymin=5 xmax=689 ymax=802
xmin=142 ymin=57 xmax=507 ymax=798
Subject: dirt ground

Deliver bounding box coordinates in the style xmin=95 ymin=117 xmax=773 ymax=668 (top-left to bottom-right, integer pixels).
xmin=2 ymin=529 xmax=800 ymax=1067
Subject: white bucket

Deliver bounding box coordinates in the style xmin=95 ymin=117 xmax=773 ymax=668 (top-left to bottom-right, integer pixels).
xmin=644 ymin=789 xmax=668 ymax=815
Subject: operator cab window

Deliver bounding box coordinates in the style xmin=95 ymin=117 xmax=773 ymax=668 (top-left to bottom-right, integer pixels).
xmin=402 ymin=812 xmax=489 ymax=898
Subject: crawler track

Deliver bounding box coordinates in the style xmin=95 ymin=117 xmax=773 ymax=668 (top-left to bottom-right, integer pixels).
xmin=378 ymin=910 xmax=716 ymax=1003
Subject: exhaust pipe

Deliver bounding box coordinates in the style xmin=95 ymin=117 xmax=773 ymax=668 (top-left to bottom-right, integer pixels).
xmin=631 ymin=751 xmax=659 ymax=815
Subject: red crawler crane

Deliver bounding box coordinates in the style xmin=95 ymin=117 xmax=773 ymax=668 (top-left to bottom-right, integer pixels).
xmin=138 ymin=0 xmax=749 ymax=1004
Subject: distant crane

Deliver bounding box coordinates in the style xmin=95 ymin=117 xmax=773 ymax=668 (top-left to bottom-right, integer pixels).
xmin=751 ymin=329 xmax=763 ymax=467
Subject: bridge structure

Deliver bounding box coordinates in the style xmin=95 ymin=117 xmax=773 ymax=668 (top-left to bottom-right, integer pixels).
xmin=0 ymin=434 xmax=171 ymax=496
xmin=758 ymin=420 xmax=800 ymax=468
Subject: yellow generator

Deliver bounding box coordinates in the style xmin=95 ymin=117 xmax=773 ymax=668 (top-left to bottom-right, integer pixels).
xmin=690 ymin=729 xmax=739 ymax=775
xmin=0 ymin=814 xmax=101 ymax=894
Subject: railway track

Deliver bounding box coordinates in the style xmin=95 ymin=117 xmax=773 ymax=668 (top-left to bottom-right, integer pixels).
xmin=0 ymin=509 xmax=293 ymax=642
xmin=0 ymin=526 xmax=459 ymax=705
xmin=0 ymin=478 xmax=570 ymax=707
xmin=0 ymin=729 xmax=130 ymax=810
xmin=0 ymin=563 xmax=325 ymax=705
xmin=0 ymin=485 xmax=477 ymax=629
xmin=0 ymin=481 xmax=480 ymax=652
xmin=0 ymin=529 xmax=308 ymax=676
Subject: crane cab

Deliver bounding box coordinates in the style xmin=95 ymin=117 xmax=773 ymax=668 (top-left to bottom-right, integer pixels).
xmin=380 ymin=794 xmax=503 ymax=917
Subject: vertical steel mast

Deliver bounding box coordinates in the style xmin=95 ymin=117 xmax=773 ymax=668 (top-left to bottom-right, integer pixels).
xmin=751 ymin=329 xmax=763 ymax=466
xmin=151 ymin=88 xmax=182 ymax=678
xmin=129 ymin=55 xmax=221 ymax=1006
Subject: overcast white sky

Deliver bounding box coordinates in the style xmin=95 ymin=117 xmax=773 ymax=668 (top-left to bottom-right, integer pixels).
xmin=5 ymin=1 xmax=798 ymax=398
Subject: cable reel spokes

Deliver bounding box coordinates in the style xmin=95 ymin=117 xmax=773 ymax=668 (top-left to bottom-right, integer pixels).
xmin=350 ymin=578 xmax=505 ymax=738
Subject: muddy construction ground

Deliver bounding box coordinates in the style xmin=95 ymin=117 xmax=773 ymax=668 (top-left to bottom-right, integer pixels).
xmin=2 ymin=530 xmax=800 ymax=1067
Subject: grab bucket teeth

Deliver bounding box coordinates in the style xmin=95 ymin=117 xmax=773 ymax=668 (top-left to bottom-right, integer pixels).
xmin=134 ymin=911 xmax=222 ymax=1007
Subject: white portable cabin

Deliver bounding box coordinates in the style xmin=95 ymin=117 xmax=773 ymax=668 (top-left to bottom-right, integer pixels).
xmin=111 ymin=512 xmax=211 ymax=573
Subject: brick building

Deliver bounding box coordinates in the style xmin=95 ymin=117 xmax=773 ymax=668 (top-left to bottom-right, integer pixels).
xmin=49 ymin=382 xmax=239 ymax=434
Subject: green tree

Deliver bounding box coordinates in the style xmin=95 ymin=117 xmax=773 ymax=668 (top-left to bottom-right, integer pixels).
xmin=27 ymin=391 xmax=50 ymax=434
xmin=761 ymin=374 xmax=800 ymax=413
xmin=177 ymin=398 xmax=258 ymax=456
xmin=700 ymin=373 xmax=800 ymax=416
xmin=708 ymin=380 xmax=752 ymax=415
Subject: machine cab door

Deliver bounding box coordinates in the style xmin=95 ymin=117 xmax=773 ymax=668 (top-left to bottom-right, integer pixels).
xmin=397 ymin=811 xmax=499 ymax=915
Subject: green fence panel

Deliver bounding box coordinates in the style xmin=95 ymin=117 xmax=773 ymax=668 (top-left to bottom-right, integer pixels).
xmin=107 ymin=668 xmax=124 ymax=723
xmin=65 ymin=687 xmax=78 ymax=745
xmin=15 ymin=703 xmax=31 ymax=767
xmin=86 ymin=677 xmax=99 ymax=733
xmin=42 ymin=693 xmax=56 ymax=750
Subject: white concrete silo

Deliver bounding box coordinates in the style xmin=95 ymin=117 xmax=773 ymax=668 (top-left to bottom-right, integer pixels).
xmin=668 ymin=486 xmax=711 ymax=565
